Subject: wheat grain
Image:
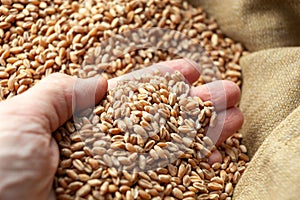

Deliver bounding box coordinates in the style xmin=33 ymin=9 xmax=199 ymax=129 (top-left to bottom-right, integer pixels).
xmin=0 ymin=0 xmax=249 ymax=199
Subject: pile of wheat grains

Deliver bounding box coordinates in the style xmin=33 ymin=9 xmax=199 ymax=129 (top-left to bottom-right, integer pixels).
xmin=0 ymin=0 xmax=249 ymax=199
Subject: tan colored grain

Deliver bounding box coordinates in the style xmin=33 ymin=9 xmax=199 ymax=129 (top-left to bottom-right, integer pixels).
xmin=76 ymin=184 xmax=91 ymax=197
xmin=158 ymin=174 xmax=171 ymax=183
xmin=0 ymin=71 xmax=9 ymax=79
xmin=178 ymin=163 xmax=186 ymax=179
xmin=0 ymin=0 xmax=249 ymax=199
xmin=68 ymin=181 xmax=83 ymax=191
xmin=172 ymin=187 xmax=183 ymax=199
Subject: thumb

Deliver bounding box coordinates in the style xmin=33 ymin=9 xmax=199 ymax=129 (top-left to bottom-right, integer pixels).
xmin=0 ymin=73 xmax=107 ymax=133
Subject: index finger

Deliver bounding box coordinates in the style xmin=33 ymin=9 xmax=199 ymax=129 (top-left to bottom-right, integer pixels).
xmin=108 ymin=58 xmax=201 ymax=90
xmin=190 ymin=80 xmax=241 ymax=111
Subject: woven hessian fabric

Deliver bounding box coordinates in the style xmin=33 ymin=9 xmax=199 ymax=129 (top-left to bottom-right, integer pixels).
xmin=236 ymin=48 xmax=300 ymax=199
xmin=188 ymin=0 xmax=300 ymax=51
xmin=188 ymin=0 xmax=300 ymax=199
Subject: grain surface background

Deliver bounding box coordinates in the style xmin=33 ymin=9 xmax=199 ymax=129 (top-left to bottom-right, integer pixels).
xmin=0 ymin=0 xmax=250 ymax=199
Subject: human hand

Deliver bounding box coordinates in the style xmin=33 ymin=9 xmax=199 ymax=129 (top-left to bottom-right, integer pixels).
xmin=153 ymin=59 xmax=243 ymax=164
xmin=108 ymin=59 xmax=243 ymax=164
xmin=0 ymin=73 xmax=108 ymax=200
xmin=0 ymin=59 xmax=242 ymax=200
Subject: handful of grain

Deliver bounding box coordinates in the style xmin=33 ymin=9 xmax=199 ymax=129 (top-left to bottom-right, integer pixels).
xmin=81 ymin=70 xmax=216 ymax=170
xmin=54 ymin=71 xmax=247 ymax=200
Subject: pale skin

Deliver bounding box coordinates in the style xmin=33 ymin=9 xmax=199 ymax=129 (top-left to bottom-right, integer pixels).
xmin=0 ymin=59 xmax=243 ymax=199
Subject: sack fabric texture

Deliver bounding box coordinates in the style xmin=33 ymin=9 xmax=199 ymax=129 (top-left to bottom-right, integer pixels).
xmin=189 ymin=0 xmax=300 ymax=199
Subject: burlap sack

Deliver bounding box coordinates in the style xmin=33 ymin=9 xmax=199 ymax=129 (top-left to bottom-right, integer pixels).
xmin=235 ymin=49 xmax=300 ymax=199
xmin=240 ymin=48 xmax=300 ymax=158
xmin=188 ymin=0 xmax=300 ymax=199
xmin=189 ymin=0 xmax=300 ymax=51
xmin=235 ymin=98 xmax=300 ymax=199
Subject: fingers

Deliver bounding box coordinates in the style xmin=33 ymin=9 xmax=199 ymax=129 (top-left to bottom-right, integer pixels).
xmin=73 ymin=75 xmax=108 ymax=112
xmin=31 ymin=73 xmax=107 ymax=132
xmin=50 ymin=137 xmax=59 ymax=170
xmin=190 ymin=80 xmax=242 ymax=164
xmin=108 ymin=58 xmax=201 ymax=90
xmin=157 ymin=59 xmax=201 ymax=84
xmin=190 ymin=80 xmax=240 ymax=111
xmin=208 ymin=150 xmax=223 ymax=165
xmin=207 ymin=107 xmax=243 ymax=164
xmin=0 ymin=73 xmax=108 ymax=133
xmin=206 ymin=107 xmax=244 ymax=146
xmin=48 ymin=138 xmax=60 ymax=197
